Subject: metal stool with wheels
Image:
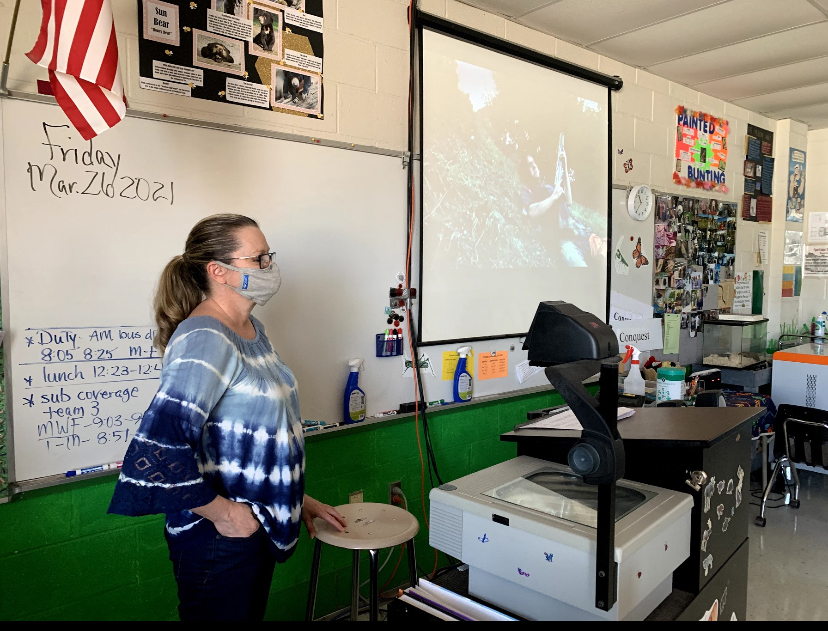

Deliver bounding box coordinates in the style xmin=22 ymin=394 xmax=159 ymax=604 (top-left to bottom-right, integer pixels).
xmin=305 ymin=503 xmax=420 ymax=622
xmin=756 ymin=404 xmax=828 ymax=527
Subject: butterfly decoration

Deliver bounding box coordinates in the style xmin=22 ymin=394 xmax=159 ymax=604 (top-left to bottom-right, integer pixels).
xmin=632 ymin=238 xmax=649 ymax=268
xmin=517 ymin=568 xmax=530 ymax=577
xmin=544 ymin=552 xmax=554 ymax=563
xmin=478 ymin=534 xmax=489 ymax=544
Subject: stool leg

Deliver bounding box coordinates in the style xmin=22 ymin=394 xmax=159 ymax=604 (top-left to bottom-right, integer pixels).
xmin=305 ymin=539 xmax=323 ymax=622
xmin=407 ymin=539 xmax=418 ymax=588
xmin=350 ymin=550 xmax=360 ymax=622
xmin=369 ymin=549 xmax=380 ymax=622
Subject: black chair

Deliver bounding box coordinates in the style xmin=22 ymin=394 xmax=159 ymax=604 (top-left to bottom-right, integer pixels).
xmin=756 ymin=404 xmax=828 ymax=526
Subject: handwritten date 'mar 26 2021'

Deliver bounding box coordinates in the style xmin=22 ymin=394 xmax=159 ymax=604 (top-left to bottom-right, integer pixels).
xmin=26 ymin=123 xmax=174 ymax=204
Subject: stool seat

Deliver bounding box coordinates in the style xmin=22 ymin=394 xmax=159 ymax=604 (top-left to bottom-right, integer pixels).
xmin=313 ymin=503 xmax=419 ymax=551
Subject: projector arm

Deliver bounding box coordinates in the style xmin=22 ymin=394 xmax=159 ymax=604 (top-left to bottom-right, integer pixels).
xmin=544 ymin=359 xmax=624 ymax=484
xmin=544 ymin=358 xmax=624 ymax=613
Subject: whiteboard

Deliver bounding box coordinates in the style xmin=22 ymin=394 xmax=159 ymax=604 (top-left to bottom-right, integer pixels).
xmin=610 ymin=186 xmax=654 ymax=309
xmin=0 ymin=97 xmax=552 ymax=483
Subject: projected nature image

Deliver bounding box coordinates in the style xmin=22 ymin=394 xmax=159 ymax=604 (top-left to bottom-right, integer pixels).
xmin=423 ymin=55 xmax=608 ymax=271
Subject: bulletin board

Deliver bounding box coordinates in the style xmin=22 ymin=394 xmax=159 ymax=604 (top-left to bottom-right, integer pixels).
xmin=741 ymin=124 xmax=774 ymax=223
xmin=672 ymin=107 xmax=730 ymax=194
xmin=652 ymin=194 xmax=737 ymax=318
xmin=138 ymin=0 xmax=324 ymax=117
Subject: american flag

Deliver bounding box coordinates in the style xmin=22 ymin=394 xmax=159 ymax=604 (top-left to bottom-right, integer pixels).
xmin=26 ymin=0 xmax=126 ymax=140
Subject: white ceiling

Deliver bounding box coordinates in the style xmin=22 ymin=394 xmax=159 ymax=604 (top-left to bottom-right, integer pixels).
xmin=456 ymin=0 xmax=828 ymax=129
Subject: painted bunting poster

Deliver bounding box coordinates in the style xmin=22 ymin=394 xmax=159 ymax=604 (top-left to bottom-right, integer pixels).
xmin=672 ymin=106 xmax=730 ymax=194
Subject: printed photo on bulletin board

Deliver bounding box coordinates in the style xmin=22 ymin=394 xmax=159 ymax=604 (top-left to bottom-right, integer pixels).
xmin=787 ymin=148 xmax=806 ymax=223
xmin=672 ymin=107 xmax=730 ymax=194
xmin=138 ymin=0 xmax=324 ymax=118
xmin=653 ymin=195 xmax=737 ymax=317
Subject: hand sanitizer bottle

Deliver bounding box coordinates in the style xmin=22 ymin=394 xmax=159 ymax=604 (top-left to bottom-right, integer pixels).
xmin=453 ymin=347 xmax=473 ymax=403
xmin=816 ymin=313 xmax=827 ymax=344
xmin=343 ymin=359 xmax=366 ymax=424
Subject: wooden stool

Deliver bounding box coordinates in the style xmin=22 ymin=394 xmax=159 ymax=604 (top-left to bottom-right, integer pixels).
xmin=305 ymin=503 xmax=420 ymax=622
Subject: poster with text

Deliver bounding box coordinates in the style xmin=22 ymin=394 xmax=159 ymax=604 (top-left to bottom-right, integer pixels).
xmin=804 ymin=246 xmax=828 ymax=277
xmin=786 ymin=148 xmax=806 ymax=223
xmin=138 ymin=0 xmax=324 ymax=118
xmin=672 ymin=106 xmax=730 ymax=194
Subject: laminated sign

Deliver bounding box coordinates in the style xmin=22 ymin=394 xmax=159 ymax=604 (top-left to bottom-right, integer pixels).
xmin=672 ymin=106 xmax=730 ymax=194
xmin=138 ymin=0 xmax=325 ymax=118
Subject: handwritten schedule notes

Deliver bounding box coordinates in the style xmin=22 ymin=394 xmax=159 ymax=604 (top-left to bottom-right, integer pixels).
xmin=15 ymin=326 xmax=159 ymax=475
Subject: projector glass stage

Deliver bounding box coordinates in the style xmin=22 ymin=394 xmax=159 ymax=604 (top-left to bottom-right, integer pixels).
xmin=420 ymin=29 xmax=610 ymax=343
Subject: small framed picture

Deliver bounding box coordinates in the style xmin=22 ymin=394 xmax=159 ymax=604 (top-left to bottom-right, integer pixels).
xmin=272 ymin=67 xmax=322 ymax=116
xmin=744 ymin=160 xmax=756 ymax=178
xmin=248 ymin=3 xmax=283 ymax=61
xmin=212 ymin=0 xmax=245 ymax=17
xmin=755 ymin=164 xmax=763 ymax=178
xmin=192 ymin=29 xmax=245 ymax=76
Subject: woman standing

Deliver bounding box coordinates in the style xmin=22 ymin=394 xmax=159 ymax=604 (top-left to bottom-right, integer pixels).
xmin=109 ymin=214 xmax=345 ymax=621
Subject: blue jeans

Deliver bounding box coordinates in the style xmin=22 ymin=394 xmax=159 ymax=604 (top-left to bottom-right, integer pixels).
xmin=169 ymin=525 xmax=276 ymax=621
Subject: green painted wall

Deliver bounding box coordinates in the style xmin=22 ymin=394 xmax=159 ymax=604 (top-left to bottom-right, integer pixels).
xmin=0 ymin=389 xmax=567 ymax=621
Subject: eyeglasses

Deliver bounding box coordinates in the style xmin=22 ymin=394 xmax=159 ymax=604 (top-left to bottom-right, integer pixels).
xmin=222 ymin=252 xmax=276 ymax=270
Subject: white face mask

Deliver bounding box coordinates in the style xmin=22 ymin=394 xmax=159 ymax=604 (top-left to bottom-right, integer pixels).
xmin=215 ymin=261 xmax=282 ymax=306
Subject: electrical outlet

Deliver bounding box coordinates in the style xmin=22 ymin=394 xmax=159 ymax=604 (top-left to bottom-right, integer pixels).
xmin=349 ymin=490 xmax=363 ymax=504
xmin=389 ymin=481 xmax=402 ymax=504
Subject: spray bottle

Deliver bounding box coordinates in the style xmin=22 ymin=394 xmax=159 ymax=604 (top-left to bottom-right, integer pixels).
xmin=343 ymin=359 xmax=366 ymax=424
xmin=453 ymin=347 xmax=473 ymax=403
xmin=622 ymin=345 xmax=646 ymax=396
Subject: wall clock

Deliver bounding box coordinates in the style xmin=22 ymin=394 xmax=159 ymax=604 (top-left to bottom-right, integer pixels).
xmin=628 ymin=185 xmax=654 ymax=221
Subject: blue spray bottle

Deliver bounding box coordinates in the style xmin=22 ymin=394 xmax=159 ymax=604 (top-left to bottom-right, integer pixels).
xmin=344 ymin=359 xmax=366 ymax=424
xmin=453 ymin=347 xmax=473 ymax=403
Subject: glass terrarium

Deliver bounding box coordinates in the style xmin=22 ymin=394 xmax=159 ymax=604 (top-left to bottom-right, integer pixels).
xmin=702 ymin=317 xmax=768 ymax=368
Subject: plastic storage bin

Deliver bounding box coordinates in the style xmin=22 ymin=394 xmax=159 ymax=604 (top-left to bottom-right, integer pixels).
xmin=703 ymin=317 xmax=768 ymax=368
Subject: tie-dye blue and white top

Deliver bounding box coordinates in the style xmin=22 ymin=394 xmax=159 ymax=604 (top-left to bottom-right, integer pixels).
xmin=108 ymin=315 xmax=305 ymax=561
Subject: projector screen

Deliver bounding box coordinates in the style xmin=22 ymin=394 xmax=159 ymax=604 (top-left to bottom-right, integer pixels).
xmin=420 ymin=28 xmax=611 ymax=344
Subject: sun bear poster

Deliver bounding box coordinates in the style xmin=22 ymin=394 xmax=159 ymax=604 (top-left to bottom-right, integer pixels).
xmin=138 ymin=0 xmax=324 ymax=118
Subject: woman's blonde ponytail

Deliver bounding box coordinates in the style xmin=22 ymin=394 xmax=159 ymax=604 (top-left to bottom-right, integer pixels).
xmin=153 ymin=255 xmax=203 ymax=353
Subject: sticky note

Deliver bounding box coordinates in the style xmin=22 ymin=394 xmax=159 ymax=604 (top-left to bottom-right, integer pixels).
xmin=442 ymin=350 xmax=474 ymax=381
xmin=663 ymin=314 xmax=681 ymax=355
xmin=478 ymin=351 xmax=508 ymax=381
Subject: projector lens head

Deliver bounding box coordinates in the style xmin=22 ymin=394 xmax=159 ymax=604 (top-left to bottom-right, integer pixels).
xmin=568 ymin=443 xmax=600 ymax=476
